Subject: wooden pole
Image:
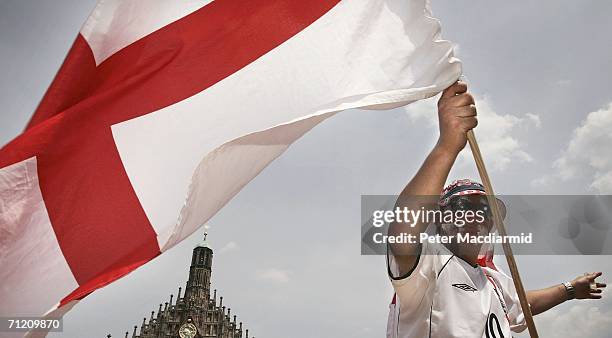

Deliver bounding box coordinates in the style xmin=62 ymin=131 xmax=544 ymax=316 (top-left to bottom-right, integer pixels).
xmin=466 ymin=130 xmax=539 ymax=337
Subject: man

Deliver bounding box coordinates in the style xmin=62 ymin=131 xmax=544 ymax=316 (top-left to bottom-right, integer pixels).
xmin=386 ymin=81 xmax=606 ymax=337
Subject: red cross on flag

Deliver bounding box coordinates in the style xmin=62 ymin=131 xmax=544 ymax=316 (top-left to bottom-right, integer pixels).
xmin=0 ymin=0 xmax=461 ymax=331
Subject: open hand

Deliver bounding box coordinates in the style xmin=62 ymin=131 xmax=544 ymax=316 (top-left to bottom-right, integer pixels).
xmin=572 ymin=272 xmax=606 ymax=300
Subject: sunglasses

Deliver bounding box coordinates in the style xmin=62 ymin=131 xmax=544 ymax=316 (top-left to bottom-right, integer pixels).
xmin=443 ymin=195 xmax=493 ymax=219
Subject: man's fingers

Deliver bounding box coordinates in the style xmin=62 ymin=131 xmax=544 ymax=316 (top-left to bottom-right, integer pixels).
xmin=441 ymin=81 xmax=468 ymax=99
xmin=596 ymin=283 xmax=607 ymax=288
xmin=591 ymin=289 xmax=603 ymax=294
xmin=447 ymin=93 xmax=475 ymax=107
xmin=589 ymin=272 xmax=603 ymax=281
xmin=462 ymin=117 xmax=478 ymax=131
xmin=589 ymin=294 xmax=603 ymax=299
xmin=454 ymin=105 xmax=477 ymax=117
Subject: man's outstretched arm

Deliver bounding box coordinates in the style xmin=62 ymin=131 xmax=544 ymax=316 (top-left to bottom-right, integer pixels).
xmin=388 ymin=80 xmax=477 ymax=276
xmin=527 ymin=272 xmax=607 ymax=315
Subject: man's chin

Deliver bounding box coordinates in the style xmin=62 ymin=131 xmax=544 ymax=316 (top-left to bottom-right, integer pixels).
xmin=456 ymin=228 xmax=481 ymax=237
xmin=452 ymin=242 xmax=483 ymax=261
xmin=457 ymin=223 xmax=491 ymax=237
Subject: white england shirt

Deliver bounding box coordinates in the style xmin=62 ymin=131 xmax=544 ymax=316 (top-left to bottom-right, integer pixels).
xmin=387 ymin=240 xmax=526 ymax=338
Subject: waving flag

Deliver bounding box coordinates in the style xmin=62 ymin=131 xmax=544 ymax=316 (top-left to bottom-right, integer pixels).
xmin=0 ymin=0 xmax=461 ymax=329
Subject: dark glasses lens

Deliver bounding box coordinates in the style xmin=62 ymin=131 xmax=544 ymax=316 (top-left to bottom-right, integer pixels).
xmin=447 ymin=196 xmax=492 ymax=218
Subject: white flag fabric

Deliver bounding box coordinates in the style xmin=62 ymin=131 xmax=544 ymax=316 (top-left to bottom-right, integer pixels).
xmin=0 ymin=0 xmax=461 ymax=333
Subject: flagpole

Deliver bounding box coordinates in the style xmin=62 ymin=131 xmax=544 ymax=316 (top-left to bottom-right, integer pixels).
xmin=466 ymin=130 xmax=539 ymax=337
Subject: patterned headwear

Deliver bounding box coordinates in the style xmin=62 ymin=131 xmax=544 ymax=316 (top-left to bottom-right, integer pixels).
xmin=438 ymin=178 xmax=507 ymax=221
xmin=439 ymin=179 xmax=486 ymax=207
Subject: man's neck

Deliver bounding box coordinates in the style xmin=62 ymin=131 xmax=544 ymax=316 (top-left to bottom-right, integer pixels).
xmin=455 ymin=252 xmax=479 ymax=267
xmin=443 ymin=242 xmax=480 ymax=267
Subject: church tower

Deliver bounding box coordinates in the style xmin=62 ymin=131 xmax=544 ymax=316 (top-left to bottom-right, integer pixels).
xmin=185 ymin=234 xmax=213 ymax=309
xmin=123 ymin=232 xmax=252 ymax=338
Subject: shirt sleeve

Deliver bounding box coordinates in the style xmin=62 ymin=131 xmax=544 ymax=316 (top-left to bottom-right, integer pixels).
xmin=386 ymin=240 xmax=451 ymax=312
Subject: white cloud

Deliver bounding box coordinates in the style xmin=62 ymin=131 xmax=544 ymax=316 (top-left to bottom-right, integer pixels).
xmin=530 ymin=175 xmax=553 ymax=188
xmin=219 ymin=241 xmax=239 ymax=254
xmin=591 ymin=171 xmax=612 ymax=193
xmin=533 ymin=297 xmax=612 ymax=338
xmin=404 ymin=95 xmax=539 ymax=171
xmin=539 ymin=103 xmax=612 ymax=193
xmin=525 ymin=113 xmax=542 ymax=128
xmin=255 ymin=268 xmax=291 ymax=284
xmin=404 ymin=95 xmax=438 ymax=127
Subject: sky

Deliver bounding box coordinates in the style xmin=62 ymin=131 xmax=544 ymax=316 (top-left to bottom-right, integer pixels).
xmin=1 ymin=0 xmax=612 ymax=337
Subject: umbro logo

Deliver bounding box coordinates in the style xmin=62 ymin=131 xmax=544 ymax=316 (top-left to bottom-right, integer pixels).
xmin=452 ymin=283 xmax=477 ymax=292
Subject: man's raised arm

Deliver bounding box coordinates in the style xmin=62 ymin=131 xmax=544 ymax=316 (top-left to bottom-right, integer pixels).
xmin=388 ymin=81 xmax=477 ymax=276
